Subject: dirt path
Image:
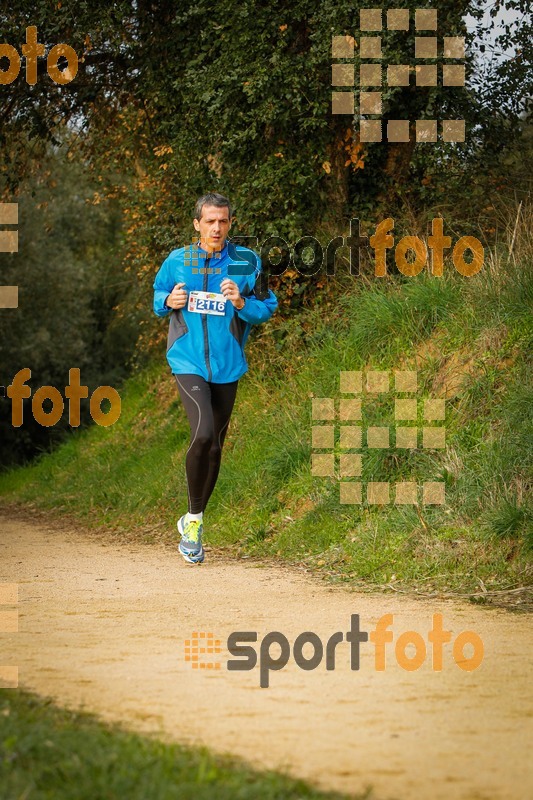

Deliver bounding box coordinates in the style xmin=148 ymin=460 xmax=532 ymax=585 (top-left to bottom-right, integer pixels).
xmin=1 ymin=513 xmax=532 ymax=800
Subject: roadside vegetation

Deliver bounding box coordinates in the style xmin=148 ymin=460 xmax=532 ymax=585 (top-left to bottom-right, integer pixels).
xmin=0 ymin=1 xmax=530 ymax=603
xmin=0 ymin=689 xmax=351 ymax=800
xmin=2 ymin=209 xmax=530 ymax=603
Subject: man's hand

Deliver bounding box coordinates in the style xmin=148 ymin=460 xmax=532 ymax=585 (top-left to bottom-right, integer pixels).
xmin=221 ymin=278 xmax=244 ymax=310
xmin=165 ymin=283 xmax=188 ymax=310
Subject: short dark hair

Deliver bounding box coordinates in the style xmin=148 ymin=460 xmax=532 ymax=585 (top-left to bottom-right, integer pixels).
xmin=194 ymin=193 xmax=233 ymax=221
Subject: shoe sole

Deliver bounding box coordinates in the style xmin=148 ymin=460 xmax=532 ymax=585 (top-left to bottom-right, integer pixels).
xmin=178 ymin=542 xmax=205 ymax=564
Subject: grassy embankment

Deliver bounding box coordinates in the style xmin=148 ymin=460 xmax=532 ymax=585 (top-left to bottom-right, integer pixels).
xmin=0 ymin=689 xmax=351 ymax=799
xmin=1 ymin=217 xmax=531 ymax=598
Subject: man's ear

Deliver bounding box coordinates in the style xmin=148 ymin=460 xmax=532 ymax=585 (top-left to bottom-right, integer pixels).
xmin=193 ymin=219 xmax=200 ymax=232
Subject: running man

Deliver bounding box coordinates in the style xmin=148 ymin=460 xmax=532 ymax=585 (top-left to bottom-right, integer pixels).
xmin=153 ymin=193 xmax=278 ymax=563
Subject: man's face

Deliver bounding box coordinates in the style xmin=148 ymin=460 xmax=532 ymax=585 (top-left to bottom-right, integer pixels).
xmin=193 ymin=204 xmax=232 ymax=252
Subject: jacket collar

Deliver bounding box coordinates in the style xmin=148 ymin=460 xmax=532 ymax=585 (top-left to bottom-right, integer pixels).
xmin=196 ymin=239 xmax=229 ymax=259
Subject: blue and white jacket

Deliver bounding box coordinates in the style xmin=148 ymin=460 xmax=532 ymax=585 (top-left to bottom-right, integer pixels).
xmin=153 ymin=240 xmax=278 ymax=383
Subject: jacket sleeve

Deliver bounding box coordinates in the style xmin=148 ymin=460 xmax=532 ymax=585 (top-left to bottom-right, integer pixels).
xmin=236 ymin=258 xmax=278 ymax=325
xmin=237 ymin=289 xmax=278 ymax=324
xmin=153 ymin=255 xmax=174 ymax=317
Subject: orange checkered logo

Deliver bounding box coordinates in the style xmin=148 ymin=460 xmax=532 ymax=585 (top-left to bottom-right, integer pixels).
xmin=184 ymin=239 xmax=222 ymax=274
xmin=0 ymin=582 xmax=19 ymax=688
xmin=184 ymin=632 xmax=222 ymax=670
xmin=331 ymin=8 xmax=466 ymax=143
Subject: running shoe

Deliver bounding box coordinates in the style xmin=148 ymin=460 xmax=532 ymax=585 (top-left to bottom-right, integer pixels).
xmin=177 ymin=515 xmax=205 ymax=564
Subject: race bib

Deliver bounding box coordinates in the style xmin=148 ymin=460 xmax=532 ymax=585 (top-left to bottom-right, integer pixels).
xmin=187 ymin=290 xmax=226 ymax=316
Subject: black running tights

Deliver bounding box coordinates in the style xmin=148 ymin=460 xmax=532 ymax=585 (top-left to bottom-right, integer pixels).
xmin=174 ymin=375 xmax=239 ymax=514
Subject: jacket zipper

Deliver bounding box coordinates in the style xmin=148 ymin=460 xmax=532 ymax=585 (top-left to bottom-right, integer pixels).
xmin=202 ymin=255 xmax=212 ymax=381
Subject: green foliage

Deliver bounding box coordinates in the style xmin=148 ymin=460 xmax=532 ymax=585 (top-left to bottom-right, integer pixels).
xmin=2 ymin=0 xmax=530 ymax=265
xmin=0 ymin=689 xmax=350 ymax=800
xmin=338 ymin=276 xmax=461 ymax=361
xmin=483 ymin=500 xmax=533 ymax=545
xmin=2 ymin=218 xmax=531 ymax=596
xmin=0 ymin=1 xmax=531 ymax=598
xmin=0 ymin=141 xmax=136 ymax=466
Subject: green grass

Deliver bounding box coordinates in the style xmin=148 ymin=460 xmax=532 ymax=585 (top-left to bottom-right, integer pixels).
xmin=1 ymin=229 xmax=531 ymax=599
xmin=0 ymin=689 xmax=354 ymax=800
